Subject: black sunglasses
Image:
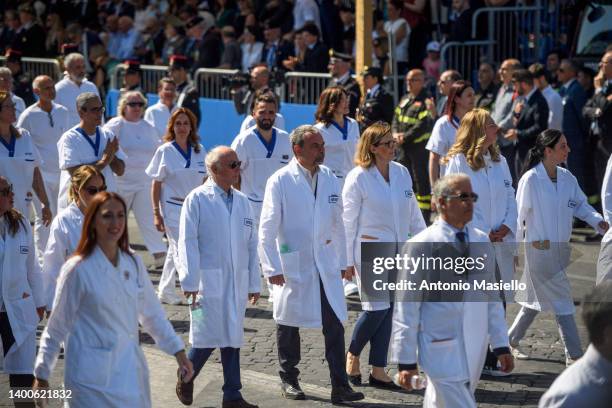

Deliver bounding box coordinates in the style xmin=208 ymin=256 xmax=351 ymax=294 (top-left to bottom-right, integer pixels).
xmin=127 ymin=102 xmax=145 ymax=108
xmin=229 ymin=160 xmax=242 ymax=169
xmin=84 ymin=185 xmax=107 ymax=195
xmin=0 ymin=184 xmax=13 ymax=197
xmin=445 ymin=192 xmax=479 ymax=202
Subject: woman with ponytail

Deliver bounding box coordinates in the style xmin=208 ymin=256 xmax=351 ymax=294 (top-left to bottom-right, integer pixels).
xmin=0 ymin=175 xmax=45 ymax=407
xmin=509 ymin=129 xmax=608 ymax=366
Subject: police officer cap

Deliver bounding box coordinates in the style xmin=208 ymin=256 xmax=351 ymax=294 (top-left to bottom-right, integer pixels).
xmin=124 ymin=60 xmax=141 ymax=74
xmin=329 ymin=49 xmax=352 ymax=63
xmin=361 ymin=66 xmax=383 ymax=81
xmin=169 ymin=55 xmax=189 ymax=70
xmin=18 ymin=4 xmax=35 ymax=15
xmin=61 ymin=43 xmax=79 ymax=56
xmin=5 ymin=49 xmax=22 ymax=63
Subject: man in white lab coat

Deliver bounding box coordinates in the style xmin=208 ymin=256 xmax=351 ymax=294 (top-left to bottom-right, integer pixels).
xmin=258 ymin=125 xmax=364 ymax=403
xmin=539 ymin=282 xmax=612 ymax=407
xmin=176 ymin=146 xmax=260 ymax=408
xmin=391 ymin=173 xmax=514 ymax=407
xmin=54 ymin=53 xmax=100 ymax=128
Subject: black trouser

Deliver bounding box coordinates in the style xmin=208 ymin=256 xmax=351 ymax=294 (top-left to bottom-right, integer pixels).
xmin=499 ymin=144 xmax=517 ymax=186
xmin=0 ymin=313 xmax=35 ymax=408
xmin=398 ymin=143 xmax=431 ymax=221
xmin=276 ymin=279 xmax=348 ymax=388
xmin=483 ymin=263 xmax=507 ymax=369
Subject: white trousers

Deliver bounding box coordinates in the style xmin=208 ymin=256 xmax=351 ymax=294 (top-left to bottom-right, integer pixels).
xmin=120 ymin=188 xmax=167 ymax=255
xmin=158 ymin=223 xmax=180 ymax=299
xmin=33 ymin=179 xmax=59 ymax=265
xmin=424 ymin=378 xmax=476 ymax=408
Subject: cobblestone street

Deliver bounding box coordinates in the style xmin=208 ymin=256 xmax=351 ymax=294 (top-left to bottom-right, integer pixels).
xmin=0 ymin=221 xmax=600 ymax=407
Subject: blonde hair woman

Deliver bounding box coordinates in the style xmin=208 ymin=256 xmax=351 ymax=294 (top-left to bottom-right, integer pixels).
xmin=444 ymin=108 xmax=518 ymax=375
xmin=104 ymin=91 xmax=166 ymax=268
xmin=343 ymin=122 xmax=425 ymax=387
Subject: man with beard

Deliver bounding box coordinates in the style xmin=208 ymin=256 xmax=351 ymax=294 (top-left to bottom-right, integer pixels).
xmin=230 ymin=93 xmax=292 ymax=230
xmin=55 ymin=53 xmax=100 ymax=128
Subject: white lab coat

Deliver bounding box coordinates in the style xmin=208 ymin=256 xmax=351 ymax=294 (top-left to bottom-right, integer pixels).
xmin=57 ymin=125 xmax=127 ymax=212
xmin=390 ymin=220 xmax=509 ymax=407
xmin=259 ymin=159 xmax=348 ymax=327
xmin=597 ymin=156 xmax=612 ymax=283
xmin=314 ymin=117 xmax=360 ymax=186
xmin=177 ymin=179 xmax=260 ymax=348
xmin=0 ymin=128 xmax=40 ymax=217
xmin=342 ymin=162 xmax=426 ymax=311
xmin=34 ymin=248 xmax=184 ymax=408
xmin=0 ymin=218 xmax=44 ymax=374
xmin=145 ymin=142 xmax=207 ymax=230
xmin=42 ymin=202 xmax=83 ymax=309
xmin=515 ymin=163 xmax=604 ymax=314
xmin=11 ymin=94 xmax=25 ymax=121
xmin=426 ymin=115 xmax=459 ymax=176
xmin=231 ymin=126 xmax=292 ymax=223
xmin=54 ymin=77 xmax=100 ymax=128
xmin=445 ymin=153 xmax=518 ymax=299
xmin=144 ymin=101 xmax=176 ymax=138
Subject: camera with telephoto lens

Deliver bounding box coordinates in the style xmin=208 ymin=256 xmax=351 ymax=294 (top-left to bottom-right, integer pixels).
xmin=222 ymin=72 xmax=251 ymax=89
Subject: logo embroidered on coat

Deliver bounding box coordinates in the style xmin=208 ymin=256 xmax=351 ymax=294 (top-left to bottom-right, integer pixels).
xmin=244 ymin=218 xmax=253 ymax=227
xmin=568 ymin=200 xmax=577 ymax=208
xmin=20 ymin=245 xmax=29 ymax=254
xmin=328 ymin=194 xmax=339 ymax=204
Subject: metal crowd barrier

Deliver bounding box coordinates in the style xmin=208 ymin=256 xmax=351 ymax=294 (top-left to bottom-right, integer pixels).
xmin=109 ymin=64 xmax=169 ymax=93
xmin=194 ymin=68 xmax=240 ymax=99
xmin=471 ymin=4 xmax=543 ymax=66
xmin=281 ymin=72 xmax=332 ymax=105
xmin=0 ymin=56 xmax=62 ymax=81
xmin=440 ymin=40 xmax=496 ymax=84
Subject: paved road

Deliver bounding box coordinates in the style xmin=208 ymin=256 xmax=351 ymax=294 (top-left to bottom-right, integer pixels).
xmin=0 ymin=221 xmax=601 ymax=407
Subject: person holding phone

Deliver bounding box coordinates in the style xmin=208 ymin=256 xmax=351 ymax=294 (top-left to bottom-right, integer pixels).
xmin=56 ymin=92 xmax=126 ymax=213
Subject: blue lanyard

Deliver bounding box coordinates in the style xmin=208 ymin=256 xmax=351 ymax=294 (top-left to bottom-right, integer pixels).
xmin=0 ymin=133 xmax=16 ymax=157
xmin=451 ymin=115 xmax=461 ymax=129
xmin=255 ymin=128 xmax=276 ymax=158
xmin=76 ymin=127 xmax=101 ymax=157
xmin=172 ymin=141 xmax=192 ymax=168
xmin=330 ymin=117 xmax=349 ymax=140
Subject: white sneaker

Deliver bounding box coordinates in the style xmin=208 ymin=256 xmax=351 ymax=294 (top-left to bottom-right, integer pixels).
xmin=566 ymin=356 xmax=578 ymax=367
xmin=344 ymin=280 xmax=359 ymax=297
xmin=481 ymin=363 xmax=511 ymax=377
xmin=159 ymin=294 xmax=182 ymax=305
xmin=511 ymin=345 xmax=530 ymax=360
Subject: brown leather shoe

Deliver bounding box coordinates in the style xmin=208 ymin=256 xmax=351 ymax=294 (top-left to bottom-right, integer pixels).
xmin=221 ymin=398 xmax=259 ymax=408
xmin=176 ymin=368 xmax=194 ymax=405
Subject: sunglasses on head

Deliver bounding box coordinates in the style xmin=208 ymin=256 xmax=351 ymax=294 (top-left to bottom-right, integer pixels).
xmin=0 ymin=184 xmax=13 ymax=197
xmin=84 ymin=185 xmax=107 ymax=195
xmin=127 ymin=102 xmax=145 ymax=108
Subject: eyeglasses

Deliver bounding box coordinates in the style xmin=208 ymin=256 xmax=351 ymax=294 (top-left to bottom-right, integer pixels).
xmin=83 ymin=106 xmax=105 ymax=113
xmin=229 ymin=160 xmax=242 ymax=169
xmin=374 ymin=140 xmax=397 ymax=148
xmin=47 ymin=111 xmax=54 ymax=127
xmin=407 ymin=77 xmax=423 ymax=82
xmin=0 ymin=184 xmax=13 ymax=197
xmin=445 ymin=192 xmax=479 ymax=202
xmin=127 ymin=102 xmax=145 ymax=108
xmin=84 ymin=185 xmax=107 ymax=195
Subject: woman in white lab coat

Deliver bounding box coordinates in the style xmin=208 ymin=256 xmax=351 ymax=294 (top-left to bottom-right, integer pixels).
xmin=104 ymin=91 xmax=166 ymax=268
xmin=343 ymin=122 xmax=426 ymax=388
xmin=0 ymin=175 xmax=45 ymax=404
xmin=314 ymin=86 xmax=360 ymax=187
xmin=33 ymin=192 xmax=193 ymax=407
xmin=43 ymin=165 xmax=106 ymax=310
xmin=146 ymin=108 xmax=207 ymax=304
xmin=508 ymin=129 xmax=608 ymax=364
xmin=443 ymin=108 xmax=517 ymax=374
xmin=426 ymin=81 xmax=475 ymax=188
xmin=0 ymin=91 xmax=52 ymax=226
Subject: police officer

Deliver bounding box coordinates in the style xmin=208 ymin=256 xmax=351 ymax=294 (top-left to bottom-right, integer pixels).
xmin=168 ymin=54 xmax=201 ymax=127
xmin=392 ymin=69 xmax=436 ymax=221
xmin=119 ymin=60 xmax=143 ymax=95
xmin=328 ymin=49 xmax=361 ymax=119
xmin=4 ymin=48 xmax=34 ymax=107
xmin=357 ymin=66 xmax=393 ymax=129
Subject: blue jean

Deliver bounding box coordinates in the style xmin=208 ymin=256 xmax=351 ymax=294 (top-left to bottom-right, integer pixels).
xmin=348 ymin=306 xmax=393 ymax=367
xmin=188 ymin=347 xmax=242 ymax=401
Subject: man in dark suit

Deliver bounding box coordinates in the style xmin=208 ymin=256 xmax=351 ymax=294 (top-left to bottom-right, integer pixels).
xmin=13 ymin=4 xmax=46 ymax=57
xmin=168 ymin=54 xmax=201 ymax=127
xmin=357 ymin=66 xmax=394 ymax=129
xmin=327 ymin=49 xmax=361 ymax=118
xmin=4 ymin=49 xmax=34 ymax=106
xmin=292 ymin=23 xmax=329 ymax=73
xmin=504 ymin=69 xmax=549 ymax=176
xmin=185 ymin=14 xmax=223 ymax=70
xmin=559 ymin=59 xmax=588 ymax=188
xmin=260 ymin=20 xmax=294 ymax=72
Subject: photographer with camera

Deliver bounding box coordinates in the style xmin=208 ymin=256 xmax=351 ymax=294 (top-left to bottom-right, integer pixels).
xmin=232 ymin=65 xmax=271 ymax=116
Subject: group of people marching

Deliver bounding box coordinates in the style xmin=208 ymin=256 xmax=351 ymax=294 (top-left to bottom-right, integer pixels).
xmin=0 ymin=52 xmax=611 ymax=408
